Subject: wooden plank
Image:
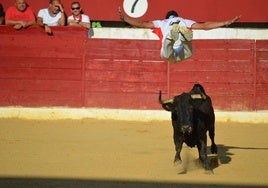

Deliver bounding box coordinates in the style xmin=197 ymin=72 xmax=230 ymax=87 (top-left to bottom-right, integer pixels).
xmin=255 ymin=41 xmax=268 ymax=110
xmin=256 ymin=40 xmax=268 ymax=64
xmin=86 ymin=70 xmax=166 ymax=83
xmin=85 ymin=39 xmax=162 ymax=61
xmin=0 ymin=68 xmax=82 ymax=80
xmin=0 ymin=45 xmax=84 ymax=59
xmin=85 ymin=81 xmax=167 ymax=93
xmin=255 ymin=83 xmax=268 ymax=110
xmin=85 ymin=61 xmax=166 ymax=72
xmin=170 ymin=83 xmax=254 ymax=96
xmin=0 ymin=79 xmax=81 ymax=92
xmin=169 ymin=71 xmax=253 ymax=83
xmin=0 ymin=91 xmax=82 ymax=107
xmin=85 ymin=92 xmax=162 ymax=110
xmin=210 ymin=95 xmax=255 ymax=111
xmin=256 ymin=40 xmax=268 ymax=49
xmin=0 ymin=25 xmax=88 ymax=37
xmin=169 ymin=60 xmax=253 ymax=72
xmin=0 ymin=56 xmax=82 ymax=69
xmin=193 ymin=40 xmax=253 ymax=49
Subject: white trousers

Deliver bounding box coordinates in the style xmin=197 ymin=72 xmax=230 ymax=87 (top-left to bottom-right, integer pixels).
xmin=160 ymin=36 xmax=193 ymax=63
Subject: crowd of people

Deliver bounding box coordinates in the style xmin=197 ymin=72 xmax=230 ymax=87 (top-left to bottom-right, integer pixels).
xmin=0 ymin=0 xmax=92 ymax=36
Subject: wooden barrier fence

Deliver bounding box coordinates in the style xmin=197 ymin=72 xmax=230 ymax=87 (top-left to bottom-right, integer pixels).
xmin=0 ymin=26 xmax=267 ymax=110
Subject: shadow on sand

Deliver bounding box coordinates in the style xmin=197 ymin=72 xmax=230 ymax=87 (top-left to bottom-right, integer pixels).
xmin=0 ymin=177 xmax=267 ymax=188
xmin=1 ymin=145 xmax=267 ymax=187
xmin=207 ymin=144 xmax=268 ymax=170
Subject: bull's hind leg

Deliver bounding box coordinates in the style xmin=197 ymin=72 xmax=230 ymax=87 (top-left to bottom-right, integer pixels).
xmin=209 ymin=124 xmax=217 ymax=154
xmin=197 ymin=136 xmax=210 ymax=171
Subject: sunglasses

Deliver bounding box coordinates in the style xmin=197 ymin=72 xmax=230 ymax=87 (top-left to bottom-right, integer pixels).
xmin=71 ymin=7 xmax=80 ymax=10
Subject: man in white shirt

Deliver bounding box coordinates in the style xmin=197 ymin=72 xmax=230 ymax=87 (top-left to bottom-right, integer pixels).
xmin=37 ymin=0 xmax=66 ymax=35
xmin=67 ymin=2 xmax=90 ymax=30
xmin=119 ymin=8 xmax=240 ymax=63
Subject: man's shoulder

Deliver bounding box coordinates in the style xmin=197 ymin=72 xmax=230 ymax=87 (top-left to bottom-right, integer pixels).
xmin=37 ymin=8 xmax=48 ymax=16
xmin=38 ymin=8 xmax=48 ymax=14
xmin=25 ymin=6 xmax=35 ymax=13
xmin=6 ymin=6 xmax=17 ymax=13
xmin=82 ymin=14 xmax=90 ymax=19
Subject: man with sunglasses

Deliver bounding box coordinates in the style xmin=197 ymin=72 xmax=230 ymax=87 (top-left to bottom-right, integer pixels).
xmin=67 ymin=2 xmax=90 ymax=30
xmin=37 ymin=0 xmax=66 ymax=35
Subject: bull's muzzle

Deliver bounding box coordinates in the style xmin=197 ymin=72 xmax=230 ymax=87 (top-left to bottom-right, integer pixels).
xmin=181 ymin=125 xmax=192 ymax=134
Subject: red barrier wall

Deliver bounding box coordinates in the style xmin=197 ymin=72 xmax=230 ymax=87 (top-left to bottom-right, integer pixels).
xmin=0 ymin=26 xmax=267 ymax=110
xmin=1 ymin=0 xmax=268 ymax=22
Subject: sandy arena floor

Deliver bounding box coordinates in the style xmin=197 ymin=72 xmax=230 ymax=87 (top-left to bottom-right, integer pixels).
xmin=0 ymin=118 xmax=267 ymax=188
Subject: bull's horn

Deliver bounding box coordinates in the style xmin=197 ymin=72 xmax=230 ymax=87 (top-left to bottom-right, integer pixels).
xmin=191 ymin=94 xmax=207 ymax=100
xmin=160 ymin=98 xmax=174 ymax=104
xmin=158 ymin=90 xmax=174 ymax=104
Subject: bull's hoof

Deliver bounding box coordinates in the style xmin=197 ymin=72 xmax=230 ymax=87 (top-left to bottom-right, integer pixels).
xmin=205 ymin=169 xmax=214 ymax=175
xmin=173 ymin=160 xmax=186 ymax=174
xmin=209 ymin=154 xmax=219 ymax=168
xmin=173 ymin=160 xmax=182 ymax=167
xmin=178 ymin=169 xmax=187 ymax=174
xmin=211 ymin=144 xmax=218 ymax=154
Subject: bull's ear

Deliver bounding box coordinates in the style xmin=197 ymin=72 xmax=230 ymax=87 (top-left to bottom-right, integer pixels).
xmin=190 ymin=94 xmax=207 ymax=100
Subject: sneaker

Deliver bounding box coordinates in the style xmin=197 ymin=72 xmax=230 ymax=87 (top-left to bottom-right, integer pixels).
xmin=170 ymin=24 xmax=193 ymax=41
xmin=179 ymin=26 xmax=193 ymax=41
xmin=170 ymin=23 xmax=180 ymax=41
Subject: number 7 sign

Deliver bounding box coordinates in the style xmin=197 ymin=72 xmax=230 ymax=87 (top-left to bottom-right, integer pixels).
xmin=123 ymin=0 xmax=148 ymax=18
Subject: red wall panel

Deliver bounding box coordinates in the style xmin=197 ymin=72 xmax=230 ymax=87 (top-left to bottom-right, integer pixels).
xmin=256 ymin=40 xmax=268 ymax=110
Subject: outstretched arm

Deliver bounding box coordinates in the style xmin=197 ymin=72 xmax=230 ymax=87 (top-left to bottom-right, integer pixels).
xmin=118 ymin=7 xmax=154 ymax=29
xmin=191 ymin=15 xmax=241 ymax=30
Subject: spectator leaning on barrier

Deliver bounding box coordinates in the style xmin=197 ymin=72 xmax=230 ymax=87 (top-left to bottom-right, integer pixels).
xmin=67 ymin=1 xmax=93 ymax=37
xmin=0 ymin=4 xmax=4 ymax=25
xmin=37 ymin=0 xmax=66 ymax=35
xmin=5 ymin=0 xmax=36 ymax=30
xmin=67 ymin=2 xmax=90 ymax=29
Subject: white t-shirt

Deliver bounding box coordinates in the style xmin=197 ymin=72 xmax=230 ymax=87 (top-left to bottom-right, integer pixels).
xmin=38 ymin=8 xmax=62 ymax=26
xmin=152 ymin=17 xmax=196 ymax=42
xmin=67 ymin=14 xmax=90 ymax=23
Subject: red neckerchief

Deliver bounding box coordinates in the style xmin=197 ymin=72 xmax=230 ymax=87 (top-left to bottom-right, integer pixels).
xmin=152 ymin=28 xmax=163 ymax=49
xmin=73 ymin=14 xmax=82 ymax=22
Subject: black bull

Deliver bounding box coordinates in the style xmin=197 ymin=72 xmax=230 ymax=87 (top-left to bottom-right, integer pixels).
xmin=159 ymin=84 xmax=217 ymax=170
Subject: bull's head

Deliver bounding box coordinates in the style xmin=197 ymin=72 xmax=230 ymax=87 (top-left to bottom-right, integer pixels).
xmin=159 ymin=91 xmax=206 ymax=135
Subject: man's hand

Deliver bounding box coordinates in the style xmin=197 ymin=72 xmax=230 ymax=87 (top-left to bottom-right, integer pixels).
xmin=118 ymin=7 xmax=125 ymax=21
xmin=13 ymin=24 xmax=23 ymax=30
xmin=225 ymin=15 xmax=241 ymax=26
xmin=44 ymin=25 xmax=53 ymax=36
xmin=13 ymin=21 xmax=28 ymax=30
xmin=55 ymin=3 xmax=64 ymax=12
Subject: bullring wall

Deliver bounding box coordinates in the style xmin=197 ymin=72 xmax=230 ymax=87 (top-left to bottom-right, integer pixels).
xmin=0 ymin=26 xmax=267 ymax=111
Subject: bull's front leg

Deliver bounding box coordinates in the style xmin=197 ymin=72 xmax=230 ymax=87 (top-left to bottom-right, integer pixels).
xmin=173 ymin=127 xmax=183 ymax=165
